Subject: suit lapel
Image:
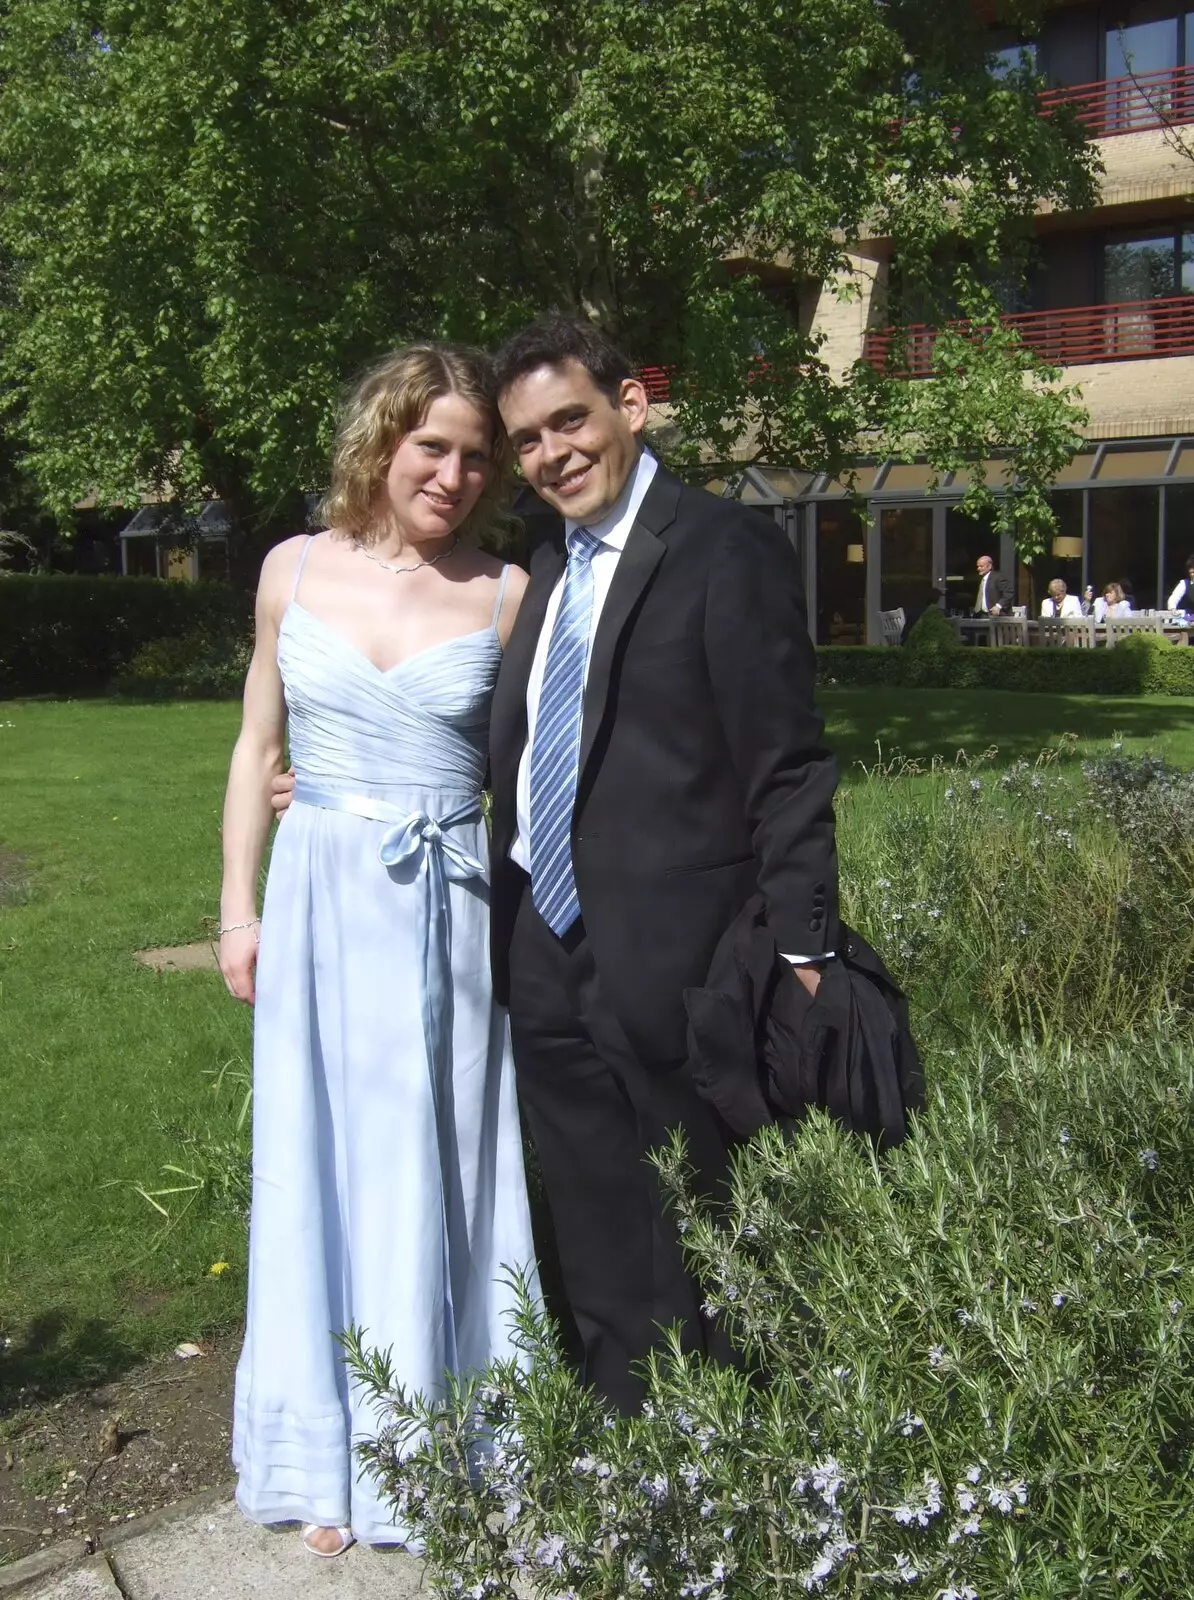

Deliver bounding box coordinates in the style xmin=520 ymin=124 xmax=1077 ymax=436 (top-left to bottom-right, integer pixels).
xmin=577 ymin=467 xmax=681 ymax=782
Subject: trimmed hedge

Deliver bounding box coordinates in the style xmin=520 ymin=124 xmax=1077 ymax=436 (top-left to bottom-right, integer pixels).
xmin=818 ymin=630 xmax=1194 ymax=696
xmin=0 ymin=575 xmax=250 ymax=695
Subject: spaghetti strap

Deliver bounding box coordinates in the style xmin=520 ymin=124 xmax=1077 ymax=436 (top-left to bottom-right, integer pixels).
xmin=291 ymin=535 xmax=316 ymax=604
xmin=491 ymin=563 xmax=511 ymax=629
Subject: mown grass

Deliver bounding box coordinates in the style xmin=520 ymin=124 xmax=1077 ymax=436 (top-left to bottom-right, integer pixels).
xmin=0 ymin=700 xmax=247 ymax=1404
xmin=1 ymin=689 xmax=1192 ymax=1404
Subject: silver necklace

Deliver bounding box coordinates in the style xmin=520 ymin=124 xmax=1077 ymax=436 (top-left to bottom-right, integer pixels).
xmin=351 ymin=535 xmax=459 ymax=575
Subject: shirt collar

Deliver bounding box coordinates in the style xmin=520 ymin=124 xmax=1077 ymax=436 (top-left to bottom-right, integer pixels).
xmin=565 ymin=448 xmax=658 ymax=553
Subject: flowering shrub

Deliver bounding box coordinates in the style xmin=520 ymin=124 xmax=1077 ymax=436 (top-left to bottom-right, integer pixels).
xmin=838 ymin=749 xmax=1194 ymax=1041
xmin=346 ymin=1028 xmax=1194 ymax=1597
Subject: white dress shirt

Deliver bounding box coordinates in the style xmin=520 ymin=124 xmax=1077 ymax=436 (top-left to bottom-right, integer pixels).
xmin=1168 ymin=577 xmax=1192 ymax=610
xmin=510 ymin=449 xmax=660 ymax=872
xmin=977 ymin=572 xmax=990 ymax=612
xmin=511 ymin=448 xmax=830 ymax=967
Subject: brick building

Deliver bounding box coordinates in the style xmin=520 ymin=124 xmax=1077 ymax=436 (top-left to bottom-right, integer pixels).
xmin=654 ymin=3 xmax=1194 ymax=644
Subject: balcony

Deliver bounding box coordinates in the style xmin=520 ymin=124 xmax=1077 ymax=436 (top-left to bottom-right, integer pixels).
xmin=1039 ymin=63 xmax=1194 ymax=140
xmin=863 ymin=294 xmax=1194 ymax=377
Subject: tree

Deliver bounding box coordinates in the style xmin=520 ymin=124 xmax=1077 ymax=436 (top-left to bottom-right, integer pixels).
xmin=0 ymin=0 xmax=1098 ymax=563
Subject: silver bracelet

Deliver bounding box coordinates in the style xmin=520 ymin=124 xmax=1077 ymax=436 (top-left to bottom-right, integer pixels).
xmin=219 ymin=919 xmax=260 ymax=937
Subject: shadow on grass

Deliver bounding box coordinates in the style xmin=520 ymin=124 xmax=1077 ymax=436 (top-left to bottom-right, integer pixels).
xmin=0 ymin=1309 xmax=142 ymax=1414
xmin=821 ymin=688 xmax=1194 ymax=776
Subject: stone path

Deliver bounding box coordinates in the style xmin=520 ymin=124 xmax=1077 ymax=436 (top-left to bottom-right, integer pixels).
xmin=6 ymin=1497 xmax=426 ymax=1599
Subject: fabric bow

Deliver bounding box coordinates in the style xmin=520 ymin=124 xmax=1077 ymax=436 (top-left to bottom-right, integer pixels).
xmin=377 ymin=811 xmax=487 ymax=882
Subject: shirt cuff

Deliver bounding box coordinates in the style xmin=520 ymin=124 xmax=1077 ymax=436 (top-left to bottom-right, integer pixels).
xmin=782 ymin=952 xmax=836 ymax=966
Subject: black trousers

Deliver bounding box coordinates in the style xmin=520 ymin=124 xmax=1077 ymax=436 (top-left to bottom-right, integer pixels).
xmin=507 ymin=881 xmax=738 ymax=1415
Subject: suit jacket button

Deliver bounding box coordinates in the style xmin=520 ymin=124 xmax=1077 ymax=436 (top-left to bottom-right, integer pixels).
xmin=809 ymin=917 xmax=822 ymax=931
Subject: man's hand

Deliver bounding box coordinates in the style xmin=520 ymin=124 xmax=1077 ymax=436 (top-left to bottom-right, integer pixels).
xmin=990 ymin=603 xmax=1003 ymax=617
xmin=789 ymin=962 xmax=822 ymax=999
xmin=270 ymin=767 xmax=296 ymax=816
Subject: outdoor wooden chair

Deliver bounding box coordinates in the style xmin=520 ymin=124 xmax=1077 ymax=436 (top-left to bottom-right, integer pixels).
xmin=1061 ymin=619 xmax=1097 ymax=648
xmin=879 ymin=607 xmax=906 ymax=647
xmin=1105 ymin=615 xmax=1163 ymax=648
xmin=989 ymin=617 xmax=1029 ymax=647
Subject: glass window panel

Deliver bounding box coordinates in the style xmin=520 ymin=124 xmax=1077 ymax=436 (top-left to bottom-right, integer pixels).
xmin=1018 ymin=493 xmax=1084 ymax=613
xmin=1104 ymin=232 xmax=1178 ymax=301
xmin=815 ymin=503 xmax=867 ymax=646
xmin=1163 ymin=483 xmax=1194 ymax=605
xmin=880 ymin=505 xmax=935 ymax=619
xmin=1182 ymin=231 xmax=1194 ymax=292
xmin=1088 ymin=486 xmax=1159 ymax=608
xmin=123 ymin=538 xmax=158 ymax=577
xmin=1106 ymin=17 xmax=1179 ymax=80
xmin=991 ymin=40 xmax=1039 ymax=78
xmin=945 ymin=506 xmax=1001 ymax=614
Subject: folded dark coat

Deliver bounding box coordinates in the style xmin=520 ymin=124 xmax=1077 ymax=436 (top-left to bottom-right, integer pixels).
xmin=682 ymin=895 xmax=924 ymax=1147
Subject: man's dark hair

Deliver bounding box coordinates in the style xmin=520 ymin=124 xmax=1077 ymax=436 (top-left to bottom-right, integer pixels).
xmin=493 ymin=313 xmax=634 ymax=402
xmin=1185 ymin=554 xmax=1194 ymax=571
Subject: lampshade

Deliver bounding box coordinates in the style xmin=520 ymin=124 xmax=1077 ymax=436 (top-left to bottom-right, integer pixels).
xmin=1052 ymin=536 xmax=1083 ymax=560
xmin=846 ymin=543 xmax=865 ymax=564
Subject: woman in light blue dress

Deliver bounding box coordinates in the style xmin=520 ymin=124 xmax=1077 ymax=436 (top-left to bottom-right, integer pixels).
xmin=217 ymin=345 xmax=537 ymax=1557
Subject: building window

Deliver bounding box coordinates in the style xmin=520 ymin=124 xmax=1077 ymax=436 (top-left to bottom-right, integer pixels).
xmin=1103 ymin=226 xmax=1194 ymax=302
xmin=1089 ymin=486 xmax=1159 ymax=609
xmin=879 ymin=506 xmax=935 ymax=621
xmin=815 ymin=504 xmax=867 ymax=646
xmin=1017 ymin=493 xmax=1084 ymax=613
xmin=1105 ymin=12 xmax=1182 ymax=84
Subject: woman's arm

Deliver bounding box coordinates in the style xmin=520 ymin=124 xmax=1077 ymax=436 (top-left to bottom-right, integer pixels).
xmin=218 ymin=542 xmax=296 ymax=1003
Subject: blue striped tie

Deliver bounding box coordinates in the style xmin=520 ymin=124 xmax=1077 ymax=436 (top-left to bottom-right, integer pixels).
xmin=530 ymin=526 xmax=604 ymax=936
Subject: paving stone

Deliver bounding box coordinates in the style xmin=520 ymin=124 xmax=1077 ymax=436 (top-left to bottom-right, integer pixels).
xmin=106 ymin=1498 xmax=426 ymax=1600
xmin=23 ymin=1557 xmax=122 ymax=1600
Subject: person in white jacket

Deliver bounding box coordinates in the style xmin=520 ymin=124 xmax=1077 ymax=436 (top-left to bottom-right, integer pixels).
xmin=1040 ymin=578 xmax=1082 ymax=619
xmin=1167 ymin=556 xmax=1194 ymax=613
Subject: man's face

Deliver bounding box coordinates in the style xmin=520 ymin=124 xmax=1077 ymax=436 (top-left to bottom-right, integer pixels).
xmin=499 ymin=359 xmax=649 ymax=525
xmin=976 ymin=556 xmax=993 ymax=577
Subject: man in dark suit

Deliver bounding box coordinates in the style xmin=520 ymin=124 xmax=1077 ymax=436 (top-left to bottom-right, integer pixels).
xmin=974 ymin=553 xmax=1013 ymax=616
xmin=490 ymin=315 xmax=839 ymax=1413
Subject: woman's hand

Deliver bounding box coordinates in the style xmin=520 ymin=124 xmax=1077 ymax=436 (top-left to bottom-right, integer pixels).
xmin=219 ymin=924 xmax=260 ymax=1005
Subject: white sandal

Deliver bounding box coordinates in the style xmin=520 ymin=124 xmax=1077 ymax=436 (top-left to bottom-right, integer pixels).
xmin=301 ymin=1524 xmax=355 ymax=1558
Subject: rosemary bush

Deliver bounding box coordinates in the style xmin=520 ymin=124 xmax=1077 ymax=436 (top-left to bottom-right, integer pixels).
xmin=837 ymin=748 xmax=1194 ymax=1043
xmin=343 ymin=749 xmax=1194 ymax=1595
xmin=346 ymin=1028 xmax=1194 ymax=1597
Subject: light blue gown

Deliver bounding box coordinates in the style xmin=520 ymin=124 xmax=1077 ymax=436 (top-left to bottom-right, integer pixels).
xmin=232 ymin=542 xmax=538 ymax=1545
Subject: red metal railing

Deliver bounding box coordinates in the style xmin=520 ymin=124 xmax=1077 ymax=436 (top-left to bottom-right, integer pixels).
xmin=863 ymin=294 xmax=1194 ymax=377
xmin=638 ymin=365 xmax=674 ymax=403
xmin=1039 ymin=62 xmax=1194 ymax=138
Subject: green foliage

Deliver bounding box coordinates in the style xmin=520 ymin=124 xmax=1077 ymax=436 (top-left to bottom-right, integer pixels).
xmin=904 ymin=603 xmax=962 ymax=656
xmin=839 ymin=751 xmax=1194 ymax=1042
xmin=0 ymin=0 xmax=1096 ymax=542
xmin=112 ymin=627 xmax=252 ymax=700
xmin=346 ymin=751 xmax=1194 ymax=1596
xmin=347 ymin=1026 xmax=1194 ymax=1598
xmin=818 ymin=638 xmax=1194 ymax=696
xmin=0 ymin=575 xmax=250 ymax=695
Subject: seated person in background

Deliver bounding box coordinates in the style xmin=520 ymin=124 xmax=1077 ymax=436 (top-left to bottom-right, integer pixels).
xmin=1040 ymin=578 xmax=1082 ymax=619
xmin=1094 ymin=582 xmax=1131 ymax=622
xmin=1167 ymin=555 xmax=1194 ymax=614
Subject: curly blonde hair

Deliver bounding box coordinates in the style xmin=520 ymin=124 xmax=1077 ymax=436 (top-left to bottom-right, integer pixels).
xmin=319 ymin=343 xmax=511 ymax=545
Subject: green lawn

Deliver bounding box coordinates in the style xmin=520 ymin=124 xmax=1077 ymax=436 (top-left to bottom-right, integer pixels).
xmin=821 ymin=686 xmax=1194 ymax=774
xmin=1 ymin=688 xmax=1191 ymax=1404
xmin=0 ymin=700 xmax=247 ymax=1404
